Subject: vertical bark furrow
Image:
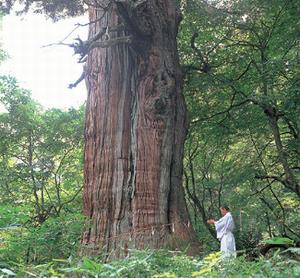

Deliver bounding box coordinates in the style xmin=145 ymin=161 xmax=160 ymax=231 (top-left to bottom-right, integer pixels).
xmin=82 ymin=0 xmax=199 ymax=257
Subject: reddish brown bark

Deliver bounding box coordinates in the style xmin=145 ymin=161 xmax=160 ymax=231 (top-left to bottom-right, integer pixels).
xmin=81 ymin=1 xmax=199 ymax=258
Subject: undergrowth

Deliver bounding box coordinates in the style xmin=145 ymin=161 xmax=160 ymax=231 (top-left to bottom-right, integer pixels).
xmin=0 ymin=248 xmax=299 ymax=277
xmin=1 ymin=214 xmax=299 ymax=277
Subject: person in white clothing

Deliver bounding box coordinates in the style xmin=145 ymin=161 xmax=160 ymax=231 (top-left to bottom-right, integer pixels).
xmin=207 ymin=206 xmax=236 ymax=259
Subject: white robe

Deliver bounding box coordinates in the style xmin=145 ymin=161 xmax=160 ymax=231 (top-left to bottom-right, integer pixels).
xmin=214 ymin=212 xmax=236 ymax=259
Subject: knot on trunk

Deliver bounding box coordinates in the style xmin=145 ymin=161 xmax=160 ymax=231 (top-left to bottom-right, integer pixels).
xmin=151 ymin=70 xmax=175 ymax=116
xmin=154 ymin=70 xmax=175 ymax=94
xmin=154 ymin=97 xmax=168 ymax=115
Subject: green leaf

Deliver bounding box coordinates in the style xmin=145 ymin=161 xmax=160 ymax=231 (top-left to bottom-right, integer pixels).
xmin=264 ymin=237 xmax=294 ymax=246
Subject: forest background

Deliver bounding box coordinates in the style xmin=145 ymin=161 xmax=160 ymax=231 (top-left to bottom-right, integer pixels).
xmin=0 ymin=0 xmax=299 ymax=277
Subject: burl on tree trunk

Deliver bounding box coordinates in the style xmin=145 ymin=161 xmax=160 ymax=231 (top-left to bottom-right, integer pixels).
xmin=81 ymin=0 xmax=199 ymax=258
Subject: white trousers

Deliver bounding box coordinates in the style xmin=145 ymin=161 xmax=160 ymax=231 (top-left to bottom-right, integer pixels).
xmin=220 ymin=232 xmax=236 ymax=259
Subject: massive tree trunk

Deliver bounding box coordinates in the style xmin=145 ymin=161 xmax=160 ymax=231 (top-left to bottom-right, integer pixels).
xmin=81 ymin=1 xmax=199 ymax=258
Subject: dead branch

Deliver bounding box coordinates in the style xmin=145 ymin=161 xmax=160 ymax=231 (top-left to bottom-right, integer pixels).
xmin=69 ymin=69 xmax=86 ymax=89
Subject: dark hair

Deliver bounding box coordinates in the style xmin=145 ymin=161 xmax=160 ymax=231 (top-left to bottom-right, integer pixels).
xmin=221 ymin=205 xmax=230 ymax=211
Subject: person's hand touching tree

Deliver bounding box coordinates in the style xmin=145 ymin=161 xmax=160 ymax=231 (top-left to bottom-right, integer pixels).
xmin=207 ymin=219 xmax=215 ymax=224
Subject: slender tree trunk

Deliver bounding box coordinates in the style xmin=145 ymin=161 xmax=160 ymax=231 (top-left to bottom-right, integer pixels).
xmin=260 ymin=49 xmax=299 ymax=196
xmin=264 ymin=107 xmax=299 ymax=197
xmin=81 ymin=1 xmax=199 ymax=258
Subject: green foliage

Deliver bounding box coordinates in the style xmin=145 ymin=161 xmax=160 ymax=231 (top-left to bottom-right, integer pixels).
xmin=180 ymin=0 xmax=300 ymax=251
xmin=1 ymin=0 xmax=85 ymax=21
xmin=0 ymin=213 xmax=84 ymax=264
xmin=1 ymin=249 xmax=300 ymax=278
xmin=235 ymin=228 xmax=262 ymax=251
xmin=215 ymin=251 xmax=300 ymax=278
xmin=192 ymin=249 xmax=300 ymax=278
xmin=0 ymin=50 xmax=8 ymax=63
xmin=0 ymin=73 xmax=86 ymax=271
xmin=0 ymin=77 xmax=84 ymax=223
xmin=0 ymin=0 xmax=299 ymax=275
xmin=0 ymin=205 xmax=31 ymax=228
xmin=0 ymin=250 xmax=200 ymax=278
xmin=192 ymin=251 xmax=221 ymax=277
xmin=264 ymin=237 xmax=294 ymax=246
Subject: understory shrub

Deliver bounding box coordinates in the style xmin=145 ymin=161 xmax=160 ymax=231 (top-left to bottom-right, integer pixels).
xmin=0 ymin=213 xmax=84 ymax=264
xmin=0 ymin=248 xmax=299 ymax=277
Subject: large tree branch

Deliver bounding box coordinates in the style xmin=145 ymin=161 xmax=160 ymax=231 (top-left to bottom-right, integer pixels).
xmin=255 ymin=174 xmax=296 ymax=193
xmin=58 ymin=185 xmax=83 ymax=214
xmin=190 ymin=33 xmax=211 ymax=73
xmin=191 ymin=99 xmax=251 ymax=124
